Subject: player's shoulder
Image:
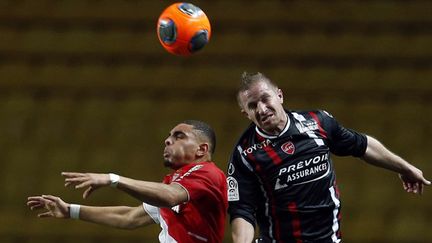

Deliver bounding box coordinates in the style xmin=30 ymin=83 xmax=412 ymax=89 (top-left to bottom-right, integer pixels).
xmin=201 ymin=161 xmax=223 ymax=171
xmin=289 ymin=109 xmax=334 ymax=120
xmin=176 ymin=162 xmax=225 ymax=185
xmin=197 ymin=162 xmax=227 ymax=186
xmin=198 ymin=162 xmax=226 ymax=177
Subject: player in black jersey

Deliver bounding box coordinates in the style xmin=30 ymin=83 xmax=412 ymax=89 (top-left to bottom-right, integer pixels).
xmin=227 ymin=72 xmax=430 ymax=243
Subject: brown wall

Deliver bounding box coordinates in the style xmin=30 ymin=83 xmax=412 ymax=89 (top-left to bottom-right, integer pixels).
xmin=0 ymin=0 xmax=431 ymax=242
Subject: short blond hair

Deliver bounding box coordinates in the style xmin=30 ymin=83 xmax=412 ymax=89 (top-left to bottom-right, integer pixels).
xmin=237 ymin=72 xmax=278 ymax=107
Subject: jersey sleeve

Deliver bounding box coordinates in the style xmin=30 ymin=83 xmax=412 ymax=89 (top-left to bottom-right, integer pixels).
xmin=227 ymin=148 xmax=260 ymax=227
xmin=319 ymin=110 xmax=368 ymax=157
xmin=142 ymin=203 xmax=160 ymax=224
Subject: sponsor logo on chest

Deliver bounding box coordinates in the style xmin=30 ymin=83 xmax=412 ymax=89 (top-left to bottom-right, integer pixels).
xmin=241 ymin=139 xmax=274 ymax=156
xmin=275 ymin=152 xmax=330 ymax=190
xmin=278 ymin=153 xmax=328 ymax=176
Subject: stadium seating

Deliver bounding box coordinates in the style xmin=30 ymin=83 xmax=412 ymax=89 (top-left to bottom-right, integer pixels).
xmin=0 ymin=0 xmax=431 ymax=242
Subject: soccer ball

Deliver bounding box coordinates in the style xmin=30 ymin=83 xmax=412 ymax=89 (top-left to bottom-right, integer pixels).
xmin=157 ymin=2 xmax=211 ymax=56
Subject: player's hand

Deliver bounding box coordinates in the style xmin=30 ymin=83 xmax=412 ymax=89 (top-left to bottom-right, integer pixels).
xmin=27 ymin=195 xmax=69 ymax=218
xmin=398 ymin=165 xmax=431 ymax=195
xmin=62 ymin=172 xmax=110 ymax=199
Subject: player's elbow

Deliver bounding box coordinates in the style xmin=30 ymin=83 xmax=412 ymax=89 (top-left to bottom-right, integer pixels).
xmin=115 ymin=218 xmax=139 ymax=230
xmin=123 ymin=221 xmax=142 ymax=230
xmin=122 ymin=219 xmax=141 ymax=230
xmin=121 ymin=210 xmax=144 ymax=230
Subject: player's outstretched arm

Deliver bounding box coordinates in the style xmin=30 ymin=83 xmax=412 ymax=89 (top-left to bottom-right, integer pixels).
xmin=361 ymin=135 xmax=431 ymax=194
xmin=62 ymin=172 xmax=188 ymax=207
xmin=114 ymin=176 xmax=188 ymax=207
xmin=231 ymin=217 xmax=255 ymax=243
xmin=27 ymin=195 xmax=154 ymax=229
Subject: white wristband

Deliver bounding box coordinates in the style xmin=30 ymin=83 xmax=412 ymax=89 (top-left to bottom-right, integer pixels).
xmin=109 ymin=173 xmax=120 ymax=188
xmin=69 ymin=204 xmax=80 ymax=219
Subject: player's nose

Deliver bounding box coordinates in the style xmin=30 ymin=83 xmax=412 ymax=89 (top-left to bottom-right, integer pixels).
xmin=165 ymin=137 xmax=173 ymax=146
xmin=257 ymin=101 xmax=267 ymax=114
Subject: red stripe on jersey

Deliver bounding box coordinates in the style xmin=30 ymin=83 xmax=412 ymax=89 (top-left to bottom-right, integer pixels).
xmin=333 ymin=180 xmax=341 ymax=197
xmin=246 ymin=149 xmax=262 ymax=172
xmin=256 ymin=133 xmax=283 ymax=165
xmin=242 ymin=140 xmax=262 ymax=172
xmin=247 ymin=151 xmax=282 ymax=242
xmin=288 ymin=202 xmax=303 ymax=243
xmin=271 ymin=197 xmax=282 ymax=242
xmin=309 ymin=112 xmax=327 ymax=139
xmin=252 ymin=134 xmax=283 ymax=240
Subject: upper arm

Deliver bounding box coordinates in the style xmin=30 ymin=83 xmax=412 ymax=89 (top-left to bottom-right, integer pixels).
xmin=362 ymin=135 xmax=391 ymax=158
xmin=361 ymin=135 xmax=394 ymax=164
xmin=231 ymin=217 xmax=255 ymax=243
xmin=362 ymin=135 xmax=378 ymax=158
xmin=168 ymin=182 xmax=189 ymax=204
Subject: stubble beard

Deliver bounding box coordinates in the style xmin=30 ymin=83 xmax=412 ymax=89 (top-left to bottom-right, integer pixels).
xmin=163 ymin=159 xmax=173 ymax=168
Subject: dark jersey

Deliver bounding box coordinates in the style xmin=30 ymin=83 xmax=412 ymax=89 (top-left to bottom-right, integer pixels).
xmin=227 ymin=110 xmax=367 ymax=243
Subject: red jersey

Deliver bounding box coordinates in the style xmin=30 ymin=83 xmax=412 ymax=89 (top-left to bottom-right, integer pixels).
xmin=143 ymin=161 xmax=227 ymax=243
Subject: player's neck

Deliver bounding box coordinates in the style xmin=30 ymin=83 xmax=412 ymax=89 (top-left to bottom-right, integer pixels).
xmin=193 ymin=156 xmax=211 ymax=163
xmin=265 ymin=114 xmax=289 ymax=135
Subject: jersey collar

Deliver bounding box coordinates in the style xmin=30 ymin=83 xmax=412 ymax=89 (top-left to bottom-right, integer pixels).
xmin=255 ymin=112 xmax=291 ymax=139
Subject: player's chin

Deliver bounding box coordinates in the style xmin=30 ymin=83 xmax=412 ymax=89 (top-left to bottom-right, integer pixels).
xmin=260 ymin=120 xmax=276 ymax=130
xmin=163 ymin=159 xmax=173 ymax=168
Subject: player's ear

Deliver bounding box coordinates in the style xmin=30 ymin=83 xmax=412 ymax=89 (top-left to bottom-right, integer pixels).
xmin=197 ymin=143 xmax=209 ymax=157
xmin=277 ymin=88 xmax=284 ymax=104
xmin=240 ymin=109 xmax=253 ymax=120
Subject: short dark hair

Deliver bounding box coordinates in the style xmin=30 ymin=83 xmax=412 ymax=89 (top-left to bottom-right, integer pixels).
xmin=237 ymin=72 xmax=278 ymax=106
xmin=182 ymin=120 xmax=216 ymax=155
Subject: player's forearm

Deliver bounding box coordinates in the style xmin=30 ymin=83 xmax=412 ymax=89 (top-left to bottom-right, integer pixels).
xmin=232 ymin=218 xmax=255 ymax=243
xmin=77 ymin=205 xmax=140 ymax=229
xmin=116 ymin=177 xmax=183 ymax=207
xmin=361 ymin=135 xmax=412 ymax=173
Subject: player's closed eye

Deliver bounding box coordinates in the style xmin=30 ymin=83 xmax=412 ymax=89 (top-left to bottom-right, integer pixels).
xmin=174 ymin=132 xmax=186 ymax=140
xmin=248 ymin=103 xmax=257 ymax=110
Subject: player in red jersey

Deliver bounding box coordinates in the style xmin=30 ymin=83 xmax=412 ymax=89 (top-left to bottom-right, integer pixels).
xmin=27 ymin=120 xmax=227 ymax=243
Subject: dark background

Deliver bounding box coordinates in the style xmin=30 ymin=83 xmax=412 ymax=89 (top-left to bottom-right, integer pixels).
xmin=0 ymin=0 xmax=431 ymax=242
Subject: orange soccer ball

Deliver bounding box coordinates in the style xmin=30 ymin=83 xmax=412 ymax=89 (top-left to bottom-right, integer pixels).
xmin=157 ymin=2 xmax=211 ymax=56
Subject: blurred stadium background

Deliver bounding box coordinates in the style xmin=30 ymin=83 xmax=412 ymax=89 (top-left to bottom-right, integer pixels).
xmin=0 ymin=0 xmax=431 ymax=242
